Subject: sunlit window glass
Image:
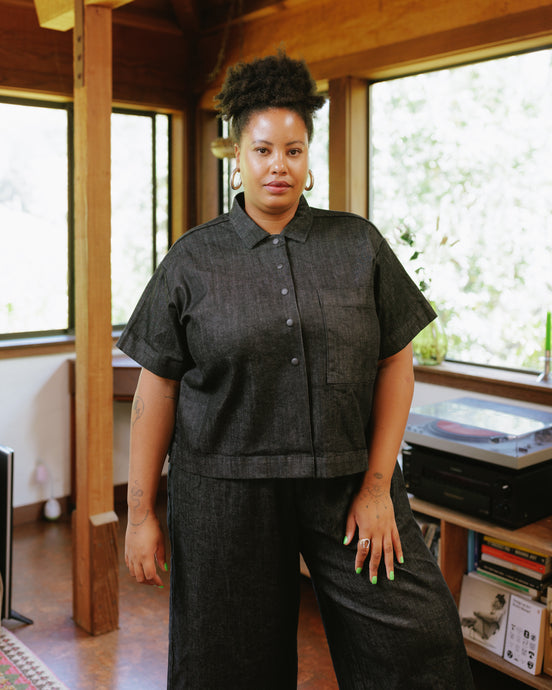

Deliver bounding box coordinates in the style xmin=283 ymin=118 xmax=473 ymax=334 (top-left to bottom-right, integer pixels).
xmin=0 ymin=101 xmax=69 ymax=336
xmin=111 ymin=111 xmax=170 ymax=326
xmin=155 ymin=114 xmax=170 ymax=268
xmin=370 ymin=50 xmax=552 ymax=371
xmin=305 ymin=99 xmax=329 ymax=210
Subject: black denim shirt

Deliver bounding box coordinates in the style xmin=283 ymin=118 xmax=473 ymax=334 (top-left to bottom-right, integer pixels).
xmin=118 ymin=194 xmax=435 ymax=479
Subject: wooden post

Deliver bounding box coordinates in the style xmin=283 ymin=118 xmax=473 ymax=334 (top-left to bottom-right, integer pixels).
xmin=72 ymin=0 xmax=119 ymax=635
xmin=328 ymin=77 xmax=368 ymax=216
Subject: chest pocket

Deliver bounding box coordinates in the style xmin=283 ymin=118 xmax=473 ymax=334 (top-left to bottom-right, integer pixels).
xmin=318 ymin=288 xmax=379 ymax=384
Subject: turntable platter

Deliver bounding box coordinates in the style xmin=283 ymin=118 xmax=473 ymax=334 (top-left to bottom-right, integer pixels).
xmin=431 ymin=420 xmax=497 ymax=442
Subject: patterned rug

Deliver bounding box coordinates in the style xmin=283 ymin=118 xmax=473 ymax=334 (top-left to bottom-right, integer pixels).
xmin=0 ymin=627 xmax=69 ymax=690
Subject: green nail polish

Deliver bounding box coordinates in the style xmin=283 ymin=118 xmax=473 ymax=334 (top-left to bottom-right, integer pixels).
xmin=164 ymin=562 xmax=169 ymax=572
xmin=156 ymin=585 xmax=164 ymax=589
xmin=399 ymin=556 xmax=404 ymax=564
xmin=356 ymin=566 xmax=362 ymax=574
xmin=389 ymin=571 xmax=395 ymax=581
xmin=343 ymin=536 xmax=349 ymax=545
xmin=371 ymin=575 xmax=378 ymax=585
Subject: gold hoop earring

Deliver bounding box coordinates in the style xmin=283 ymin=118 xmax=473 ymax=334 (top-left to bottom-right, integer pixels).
xmin=230 ymin=168 xmax=242 ymax=190
xmin=305 ymin=170 xmax=314 ymax=192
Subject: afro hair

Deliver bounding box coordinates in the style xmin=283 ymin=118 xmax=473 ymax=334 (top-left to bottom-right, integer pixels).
xmin=214 ymin=50 xmax=326 ymax=143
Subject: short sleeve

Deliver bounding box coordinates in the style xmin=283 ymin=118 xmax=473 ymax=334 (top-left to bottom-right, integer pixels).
xmin=373 ymin=233 xmax=436 ymax=360
xmin=117 ymin=263 xmax=191 ymax=381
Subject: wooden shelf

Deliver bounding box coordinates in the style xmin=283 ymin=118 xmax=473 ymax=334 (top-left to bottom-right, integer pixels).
xmin=466 ymin=641 xmax=552 ymax=689
xmin=410 ymin=497 xmax=552 ymax=688
xmin=410 ymin=497 xmax=552 ymax=556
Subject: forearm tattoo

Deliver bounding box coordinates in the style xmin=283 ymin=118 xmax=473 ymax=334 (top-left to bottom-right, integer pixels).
xmin=129 ymin=481 xmax=149 ymax=526
xmin=132 ymin=395 xmax=144 ymax=427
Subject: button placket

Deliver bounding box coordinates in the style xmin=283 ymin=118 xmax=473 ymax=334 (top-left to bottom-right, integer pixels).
xmin=272 ymin=236 xmax=302 ymax=368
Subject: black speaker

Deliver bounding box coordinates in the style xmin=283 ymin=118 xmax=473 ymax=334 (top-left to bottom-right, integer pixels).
xmin=0 ymin=445 xmax=32 ymax=624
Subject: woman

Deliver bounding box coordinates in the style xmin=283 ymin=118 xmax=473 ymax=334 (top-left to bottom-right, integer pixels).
xmin=119 ymin=51 xmax=474 ymax=689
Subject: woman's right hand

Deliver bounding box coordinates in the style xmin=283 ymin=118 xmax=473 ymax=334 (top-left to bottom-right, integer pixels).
xmin=125 ymin=511 xmax=167 ymax=587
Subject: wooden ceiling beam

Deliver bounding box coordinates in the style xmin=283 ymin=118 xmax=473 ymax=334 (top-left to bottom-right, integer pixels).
xmin=33 ymin=0 xmax=133 ymax=31
xmin=196 ymin=0 xmax=552 ymax=104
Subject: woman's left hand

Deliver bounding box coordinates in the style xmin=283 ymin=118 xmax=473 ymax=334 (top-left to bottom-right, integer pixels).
xmin=344 ymin=480 xmax=403 ymax=583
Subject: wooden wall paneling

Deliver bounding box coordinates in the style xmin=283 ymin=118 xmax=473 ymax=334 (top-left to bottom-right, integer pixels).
xmin=0 ymin=3 xmax=73 ymax=97
xmin=0 ymin=1 xmax=190 ymax=108
xmin=112 ymin=23 xmax=190 ymax=109
xmin=72 ymin=1 xmax=118 ymax=635
xmin=328 ymin=77 xmax=368 ymax=216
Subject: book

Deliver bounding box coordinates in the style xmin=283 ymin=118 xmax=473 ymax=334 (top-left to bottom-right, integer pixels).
xmin=481 ymin=543 xmax=550 ymax=576
xmin=467 ymin=530 xmax=481 ymax=573
xmin=477 ymin=567 xmax=551 ymax=602
xmin=480 ymin=552 xmax=550 ymax=583
xmin=544 ymin=586 xmax=552 ymax=676
xmin=483 ymin=536 xmax=551 ymax=567
xmin=475 ymin=567 xmax=542 ymax=600
xmin=459 ymin=572 xmax=511 ymax=656
xmin=503 ymin=594 xmax=547 ymax=675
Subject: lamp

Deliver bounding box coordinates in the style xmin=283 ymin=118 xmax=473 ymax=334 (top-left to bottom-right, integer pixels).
xmin=210 ymin=136 xmax=235 ymax=159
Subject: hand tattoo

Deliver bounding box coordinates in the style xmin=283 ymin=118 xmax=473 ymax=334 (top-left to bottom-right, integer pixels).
xmin=360 ymin=481 xmax=389 ymax=520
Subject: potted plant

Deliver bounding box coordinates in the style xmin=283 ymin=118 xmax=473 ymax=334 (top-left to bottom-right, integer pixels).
xmin=393 ymin=221 xmax=457 ymax=365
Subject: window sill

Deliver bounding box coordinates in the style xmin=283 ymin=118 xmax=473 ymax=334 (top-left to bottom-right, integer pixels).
xmin=0 ymin=333 xmax=121 ymax=359
xmin=414 ymin=361 xmax=552 ymax=406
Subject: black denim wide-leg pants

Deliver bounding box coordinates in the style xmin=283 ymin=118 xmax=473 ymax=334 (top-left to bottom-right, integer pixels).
xmin=167 ymin=463 xmax=474 ymax=689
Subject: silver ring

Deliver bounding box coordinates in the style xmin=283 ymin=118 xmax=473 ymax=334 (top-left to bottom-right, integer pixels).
xmin=359 ymin=538 xmax=371 ymax=550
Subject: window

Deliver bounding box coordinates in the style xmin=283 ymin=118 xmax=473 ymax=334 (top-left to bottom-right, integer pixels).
xmin=370 ymin=49 xmax=552 ymax=372
xmin=111 ymin=110 xmax=170 ymax=326
xmin=0 ymin=99 xmax=70 ymax=337
xmin=0 ymin=99 xmax=170 ymax=340
xmin=220 ymin=99 xmax=330 ymax=213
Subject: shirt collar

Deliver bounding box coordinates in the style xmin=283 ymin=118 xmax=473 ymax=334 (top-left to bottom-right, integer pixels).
xmin=229 ymin=193 xmax=313 ymax=249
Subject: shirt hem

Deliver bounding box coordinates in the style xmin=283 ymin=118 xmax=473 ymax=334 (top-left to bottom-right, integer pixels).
xmin=169 ymin=451 xmax=369 ymax=479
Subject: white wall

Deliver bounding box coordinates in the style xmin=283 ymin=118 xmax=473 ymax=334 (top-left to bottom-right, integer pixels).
xmin=0 ymin=352 xmax=133 ymax=508
xmin=1 ymin=351 xmax=549 ymax=509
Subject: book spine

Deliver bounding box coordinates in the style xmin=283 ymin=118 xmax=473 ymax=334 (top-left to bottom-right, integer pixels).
xmin=480 ymin=553 xmax=546 ymax=581
xmin=475 ymin=568 xmax=538 ymax=598
xmin=483 ymin=536 xmax=549 ymax=564
xmin=481 ymin=544 xmax=548 ymax=575
xmin=478 ymin=560 xmax=549 ymax=590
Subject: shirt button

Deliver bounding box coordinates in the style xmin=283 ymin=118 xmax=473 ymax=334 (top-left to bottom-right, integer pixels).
xmin=291 ymin=357 xmax=299 ymax=366
xmin=276 ymin=263 xmax=284 ymax=270
xmin=272 ymin=237 xmax=280 ymax=245
xmin=281 ymin=288 xmax=289 ymax=295
xmin=286 ymin=318 xmax=294 ymax=327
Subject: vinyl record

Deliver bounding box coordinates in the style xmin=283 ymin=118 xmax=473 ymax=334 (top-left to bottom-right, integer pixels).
xmin=430 ymin=420 xmax=496 ymax=442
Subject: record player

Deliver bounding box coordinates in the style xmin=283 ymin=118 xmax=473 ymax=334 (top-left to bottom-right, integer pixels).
xmin=402 ymin=397 xmax=552 ymax=528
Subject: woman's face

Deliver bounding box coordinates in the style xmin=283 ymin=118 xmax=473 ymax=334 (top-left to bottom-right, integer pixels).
xmin=235 ymin=108 xmax=309 ymax=228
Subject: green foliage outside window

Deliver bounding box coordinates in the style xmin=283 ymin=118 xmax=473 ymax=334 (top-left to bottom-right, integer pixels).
xmin=371 ymin=49 xmax=552 ymax=371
